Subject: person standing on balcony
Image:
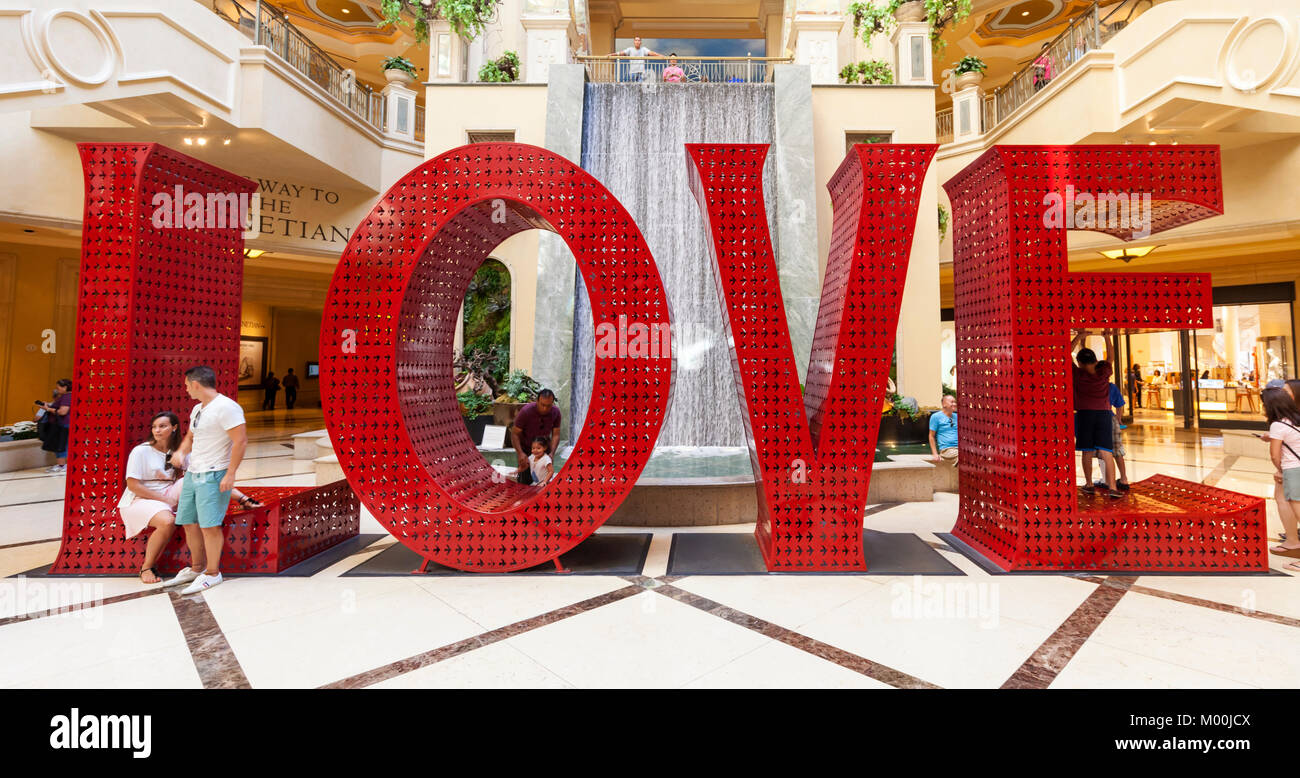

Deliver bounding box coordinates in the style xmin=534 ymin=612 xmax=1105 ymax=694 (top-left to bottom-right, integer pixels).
xmin=616 ymin=36 xmax=661 ymax=82
xmin=1032 ymin=42 xmax=1053 ymax=90
xmin=663 ymin=54 xmax=685 ymax=83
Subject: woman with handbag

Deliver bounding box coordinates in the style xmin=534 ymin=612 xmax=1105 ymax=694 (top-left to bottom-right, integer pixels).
xmin=36 ymin=378 xmax=72 ymax=473
xmin=1263 ymin=387 xmax=1300 ymax=572
xmin=121 ymin=412 xmax=185 ymax=583
xmin=122 ymin=412 xmax=264 ymax=583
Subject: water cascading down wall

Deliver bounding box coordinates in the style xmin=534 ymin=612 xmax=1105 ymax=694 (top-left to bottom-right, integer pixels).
xmin=571 ymin=82 xmax=779 ymax=449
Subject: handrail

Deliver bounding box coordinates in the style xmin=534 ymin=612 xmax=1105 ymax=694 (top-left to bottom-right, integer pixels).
xmin=208 ymin=0 xmax=386 ymax=131
xmin=976 ymin=0 xmax=1165 ymax=135
xmin=576 ymin=54 xmax=794 ymax=84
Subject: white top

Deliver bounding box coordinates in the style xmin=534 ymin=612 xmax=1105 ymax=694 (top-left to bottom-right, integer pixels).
xmin=529 ymin=453 xmax=553 ymax=485
xmin=1271 ymin=420 xmax=1300 ymax=469
xmin=125 ymin=443 xmax=176 ymax=496
xmin=188 ymin=393 xmax=246 ymax=472
xmin=621 ymin=45 xmax=651 ymax=71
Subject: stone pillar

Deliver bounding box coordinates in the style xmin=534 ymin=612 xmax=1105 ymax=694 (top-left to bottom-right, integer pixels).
xmin=772 ymin=65 xmax=820 ymax=382
xmin=522 ymin=13 xmax=574 ymax=84
xmin=382 ymin=81 xmax=417 ymax=141
xmin=951 ymin=83 xmax=983 ymax=143
xmin=892 ymin=21 xmax=932 ymax=85
xmin=530 ymin=64 xmax=586 ymax=439
xmin=790 ymin=12 xmax=843 ymax=85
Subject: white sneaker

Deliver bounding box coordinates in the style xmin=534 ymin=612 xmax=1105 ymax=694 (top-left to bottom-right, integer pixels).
xmin=180 ymin=572 xmax=223 ymax=595
xmin=45 ymin=464 xmax=66 ymax=475
xmin=163 ymin=567 xmax=200 ymax=588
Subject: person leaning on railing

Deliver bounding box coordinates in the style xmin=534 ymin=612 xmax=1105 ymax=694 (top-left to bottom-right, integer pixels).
xmin=613 ymin=36 xmax=662 ymax=82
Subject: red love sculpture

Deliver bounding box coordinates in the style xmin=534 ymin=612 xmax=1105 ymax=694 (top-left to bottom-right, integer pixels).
xmin=944 ymin=145 xmax=1265 ymax=572
xmin=319 ymin=143 xmax=673 ymax=572
xmin=687 ymin=143 xmax=937 ymax=571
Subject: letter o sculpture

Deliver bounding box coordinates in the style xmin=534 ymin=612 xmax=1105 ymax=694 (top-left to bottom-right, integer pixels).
xmin=320 ymin=143 xmax=673 ymax=572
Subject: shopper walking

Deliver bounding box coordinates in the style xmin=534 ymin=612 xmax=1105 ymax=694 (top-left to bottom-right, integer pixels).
xmin=261 ymin=371 xmax=280 ymax=411
xmin=282 ymin=368 xmax=299 ymax=410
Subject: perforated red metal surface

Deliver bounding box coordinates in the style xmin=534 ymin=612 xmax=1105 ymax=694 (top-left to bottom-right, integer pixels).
xmin=320 ymin=143 xmax=672 ymax=572
xmin=51 ymin=144 xmax=252 ymax=574
xmin=687 ymin=143 xmax=937 ymax=571
xmin=155 ymin=483 xmax=360 ymax=574
xmin=943 ymin=145 xmax=1265 ymax=571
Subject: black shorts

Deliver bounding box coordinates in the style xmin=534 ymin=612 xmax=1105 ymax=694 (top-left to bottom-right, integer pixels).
xmin=1075 ymin=409 xmax=1114 ymax=453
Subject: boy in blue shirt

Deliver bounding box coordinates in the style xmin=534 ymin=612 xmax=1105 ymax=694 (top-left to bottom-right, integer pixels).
xmin=1094 ymin=382 xmax=1131 ymax=491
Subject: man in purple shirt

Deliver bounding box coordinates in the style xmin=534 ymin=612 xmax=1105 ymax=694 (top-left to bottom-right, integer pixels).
xmin=511 ymin=389 xmax=561 ymax=482
xmin=1071 ymin=329 xmax=1120 ymax=498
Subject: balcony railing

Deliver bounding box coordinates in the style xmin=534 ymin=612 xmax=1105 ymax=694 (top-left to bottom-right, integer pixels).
xmin=938 ymin=0 xmax=1170 ymax=142
xmin=577 ymin=56 xmax=793 ymax=84
xmin=209 ymin=0 xmax=386 ymax=131
xmin=415 ymin=104 xmax=425 ymax=143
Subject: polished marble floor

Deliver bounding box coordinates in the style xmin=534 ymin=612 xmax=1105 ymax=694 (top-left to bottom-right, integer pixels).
xmin=0 ymin=410 xmax=1296 ymax=689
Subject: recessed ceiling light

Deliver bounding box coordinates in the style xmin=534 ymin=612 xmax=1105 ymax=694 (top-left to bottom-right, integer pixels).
xmin=1021 ymin=10 xmax=1030 ymax=15
xmin=197 ymin=137 xmax=208 ymax=146
xmin=223 ymin=138 xmax=232 ymax=145
xmin=183 ymin=137 xmax=193 ymax=145
xmin=342 ymin=7 xmax=349 ymax=12
xmin=1148 ymin=140 xmax=1157 ymax=145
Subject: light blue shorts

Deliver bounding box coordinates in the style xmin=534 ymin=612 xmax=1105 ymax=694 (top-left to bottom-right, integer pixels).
xmin=1284 ymin=468 xmax=1300 ymax=502
xmin=175 ymin=469 xmax=230 ymax=528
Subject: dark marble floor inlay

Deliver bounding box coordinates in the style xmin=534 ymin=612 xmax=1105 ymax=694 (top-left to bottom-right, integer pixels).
xmin=319 ymin=584 xmax=645 ymax=688
xmin=640 ymin=577 xmax=941 ymax=689
xmin=168 ymin=591 xmax=252 ymax=690
xmin=1000 ymin=575 xmax=1137 ymax=689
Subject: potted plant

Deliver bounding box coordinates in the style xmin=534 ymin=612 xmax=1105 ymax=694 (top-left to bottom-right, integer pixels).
xmin=848 ymin=0 xmax=973 ymax=51
xmin=878 ymin=392 xmax=931 ymax=445
xmin=477 ymin=50 xmax=520 ymax=82
xmin=952 ymin=55 xmax=986 ymax=88
xmin=382 ymin=55 xmax=418 ymax=86
xmin=841 ymin=60 xmax=894 ymax=85
xmin=937 ymin=203 xmax=949 ymax=241
xmin=458 ymin=390 xmax=494 ymax=445
xmin=493 ymin=368 xmax=543 ymax=426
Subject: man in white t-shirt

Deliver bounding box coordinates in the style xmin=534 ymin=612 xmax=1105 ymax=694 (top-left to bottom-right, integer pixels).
xmin=163 ymin=365 xmax=247 ymax=595
xmin=617 ymin=36 xmax=660 ymax=81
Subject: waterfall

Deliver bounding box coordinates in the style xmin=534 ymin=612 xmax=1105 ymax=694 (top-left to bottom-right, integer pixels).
xmin=571 ymin=82 xmax=777 ymax=448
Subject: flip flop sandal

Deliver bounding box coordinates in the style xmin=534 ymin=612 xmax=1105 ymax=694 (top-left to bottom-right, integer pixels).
xmin=1284 ymin=560 xmax=1300 ymax=574
xmin=1081 ymin=485 xmax=1097 ymax=495
xmin=238 ymin=496 xmax=265 ymax=510
xmin=139 ymin=566 xmax=161 ymax=584
xmin=1268 ymin=546 xmax=1300 ymax=558
xmin=1107 ymin=489 xmax=1124 ymax=499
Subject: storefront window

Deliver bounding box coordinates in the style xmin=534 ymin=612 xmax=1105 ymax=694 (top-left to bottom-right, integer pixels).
xmin=1193 ymin=303 xmax=1293 ymax=425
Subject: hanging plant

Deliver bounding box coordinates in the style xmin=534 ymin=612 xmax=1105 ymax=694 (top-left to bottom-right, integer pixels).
xmin=847 ymin=0 xmax=973 ymax=52
xmin=379 ymin=0 xmax=501 ymax=44
xmin=938 ymin=203 xmax=949 ymax=241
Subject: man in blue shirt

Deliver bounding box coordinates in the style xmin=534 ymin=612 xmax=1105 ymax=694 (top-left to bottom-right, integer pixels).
xmin=928 ymin=394 xmax=958 ymax=465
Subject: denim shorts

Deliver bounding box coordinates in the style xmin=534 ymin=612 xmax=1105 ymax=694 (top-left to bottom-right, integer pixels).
xmin=175 ymin=469 xmax=230 ymax=528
